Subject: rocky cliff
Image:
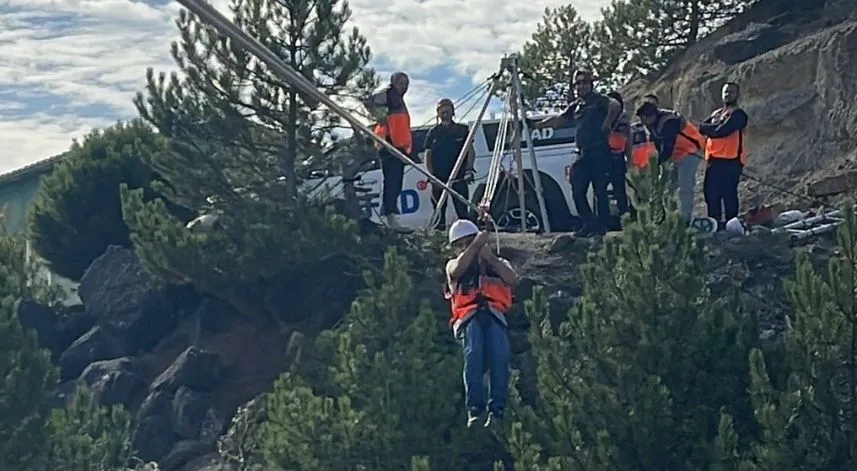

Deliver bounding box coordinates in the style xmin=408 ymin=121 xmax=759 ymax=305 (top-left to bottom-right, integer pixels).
xmin=623 ymin=0 xmax=857 ymax=208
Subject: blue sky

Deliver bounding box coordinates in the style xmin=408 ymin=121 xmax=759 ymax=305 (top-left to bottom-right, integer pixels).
xmin=0 ymin=0 xmax=608 ymax=174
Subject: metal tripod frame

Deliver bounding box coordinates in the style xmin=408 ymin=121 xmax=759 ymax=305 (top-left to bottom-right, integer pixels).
xmin=432 ymin=54 xmax=552 ymax=233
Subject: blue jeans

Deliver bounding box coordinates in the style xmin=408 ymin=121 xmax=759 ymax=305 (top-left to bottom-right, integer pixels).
xmin=458 ymin=309 xmax=510 ymax=414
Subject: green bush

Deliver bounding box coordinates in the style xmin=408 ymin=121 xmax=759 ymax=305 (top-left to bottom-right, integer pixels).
xmin=502 ymin=162 xmax=761 ymax=469
xmin=28 ymin=120 xmax=168 ymax=280
xmin=260 ymin=249 xmax=504 ymax=470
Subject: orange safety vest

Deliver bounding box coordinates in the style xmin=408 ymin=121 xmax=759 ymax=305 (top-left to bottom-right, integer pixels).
xmin=629 ymin=123 xmax=657 ymax=169
xmin=608 ymin=114 xmax=630 ymax=155
xmin=652 ymin=110 xmax=704 ymax=161
xmin=704 ymin=106 xmax=747 ymax=165
xmin=446 ymin=264 xmax=513 ymax=332
xmin=372 ymin=87 xmax=412 ymax=154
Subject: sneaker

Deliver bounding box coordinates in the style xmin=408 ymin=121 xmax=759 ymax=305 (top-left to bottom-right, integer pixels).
xmin=484 ymin=410 xmax=504 ymax=428
xmin=466 ymin=409 xmax=483 ymax=428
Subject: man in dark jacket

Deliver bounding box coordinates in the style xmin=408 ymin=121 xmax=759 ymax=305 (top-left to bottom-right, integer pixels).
xmin=424 ymin=98 xmax=475 ymax=230
xmin=533 ymin=68 xmax=621 ymax=236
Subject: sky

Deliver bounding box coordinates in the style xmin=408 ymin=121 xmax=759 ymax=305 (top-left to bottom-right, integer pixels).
xmin=0 ymin=0 xmax=609 ymax=175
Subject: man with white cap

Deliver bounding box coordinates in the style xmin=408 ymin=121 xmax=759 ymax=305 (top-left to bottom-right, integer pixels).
xmin=444 ymin=219 xmax=518 ymax=428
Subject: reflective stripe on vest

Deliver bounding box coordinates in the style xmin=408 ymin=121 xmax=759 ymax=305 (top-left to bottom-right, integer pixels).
xmin=704 ymin=106 xmax=747 ymax=165
xmin=630 ymin=123 xmax=656 ymax=168
xmin=448 ymin=277 xmax=512 ymax=331
xmin=654 ymin=110 xmax=703 ymax=160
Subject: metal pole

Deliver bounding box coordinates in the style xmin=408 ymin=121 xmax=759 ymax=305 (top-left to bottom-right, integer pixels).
xmin=509 ymin=57 xmax=551 ymax=234
xmin=502 ymin=56 xmax=528 ymax=232
xmin=431 ymin=78 xmax=500 ymax=226
xmin=172 ymin=0 xmax=480 ymax=214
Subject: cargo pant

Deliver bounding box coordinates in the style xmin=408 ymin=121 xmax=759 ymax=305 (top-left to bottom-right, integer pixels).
xmin=670 ymin=154 xmax=701 ymax=221
xmin=457 ymin=308 xmax=510 ymax=416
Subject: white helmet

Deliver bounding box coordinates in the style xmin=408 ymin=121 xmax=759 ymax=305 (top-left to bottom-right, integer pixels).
xmin=448 ymin=219 xmax=479 ymax=244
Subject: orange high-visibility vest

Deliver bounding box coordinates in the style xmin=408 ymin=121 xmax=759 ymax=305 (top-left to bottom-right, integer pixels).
xmin=652 ymin=110 xmax=704 ymax=161
xmin=446 ymin=263 xmax=513 ymax=333
xmin=705 ymin=106 xmax=747 ymax=165
xmin=630 ymin=123 xmax=657 ymax=169
xmin=372 ymin=87 xmax=412 ymax=153
xmin=609 ymin=114 xmax=630 ymax=155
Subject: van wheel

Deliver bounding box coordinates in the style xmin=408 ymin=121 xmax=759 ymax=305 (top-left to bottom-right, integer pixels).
xmin=492 ymin=200 xmax=543 ymax=232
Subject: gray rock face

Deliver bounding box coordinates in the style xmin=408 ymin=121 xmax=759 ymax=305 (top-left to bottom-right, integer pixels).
xmin=151 ymin=346 xmax=223 ymax=393
xmin=713 ymin=22 xmax=792 ymax=64
xmin=79 ymin=245 xmax=176 ymax=352
xmin=171 ymin=387 xmax=211 ymax=439
xmin=79 ymin=357 xmax=147 ymax=408
xmin=58 ymin=326 xmax=125 ymax=380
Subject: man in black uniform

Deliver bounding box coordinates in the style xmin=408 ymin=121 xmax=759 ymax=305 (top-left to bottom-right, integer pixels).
xmin=534 ymin=68 xmax=621 ymax=236
xmin=424 ymin=98 xmax=476 ymax=230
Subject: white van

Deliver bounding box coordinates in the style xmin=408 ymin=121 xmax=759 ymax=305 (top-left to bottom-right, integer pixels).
xmin=305 ymin=117 xmax=650 ymax=232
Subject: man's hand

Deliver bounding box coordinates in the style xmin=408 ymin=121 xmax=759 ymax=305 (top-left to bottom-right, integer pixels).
xmin=464 ymin=168 xmax=475 ymax=183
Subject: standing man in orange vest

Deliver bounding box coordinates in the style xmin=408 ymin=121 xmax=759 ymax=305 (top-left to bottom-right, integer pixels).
xmin=606 ymin=91 xmax=632 ymax=218
xmin=700 ymin=82 xmax=748 ymax=227
xmin=635 ymin=102 xmax=705 ymax=222
xmin=365 ymin=72 xmax=412 ymax=229
xmin=445 ymin=219 xmax=518 ymax=428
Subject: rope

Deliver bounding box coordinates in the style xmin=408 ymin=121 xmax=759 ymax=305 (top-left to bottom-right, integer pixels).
xmin=427 ymin=80 xmax=497 ymax=230
xmin=174 ymin=0 xmax=481 ymax=216
xmin=481 ymin=92 xmax=514 ymax=213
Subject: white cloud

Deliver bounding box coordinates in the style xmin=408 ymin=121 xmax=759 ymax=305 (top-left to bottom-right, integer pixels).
xmin=0 ymin=0 xmax=609 ymax=175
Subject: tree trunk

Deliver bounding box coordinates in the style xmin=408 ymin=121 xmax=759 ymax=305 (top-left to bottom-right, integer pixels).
xmin=284 ymin=90 xmax=298 ymax=200
xmin=688 ymin=0 xmax=701 ymax=45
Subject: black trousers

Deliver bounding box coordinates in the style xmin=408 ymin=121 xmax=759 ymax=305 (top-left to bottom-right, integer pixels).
xmin=570 ymin=152 xmax=610 ymax=229
xmin=431 ymin=176 xmax=470 ymax=229
xmin=379 ymin=148 xmax=406 ymax=216
xmin=609 ymin=153 xmax=630 ymax=214
xmin=703 ymin=158 xmax=743 ymax=222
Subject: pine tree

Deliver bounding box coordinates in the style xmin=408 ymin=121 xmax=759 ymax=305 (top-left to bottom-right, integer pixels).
xmin=44 ymin=386 xmax=133 ymax=471
xmin=503 ymin=162 xmax=760 ymax=469
xmin=0 ymin=295 xmax=56 ymax=470
xmin=744 ymin=205 xmax=857 ymax=469
xmin=0 ymin=229 xmax=59 ymax=470
xmin=600 ymin=0 xmax=755 ymax=77
xmin=134 ymin=0 xmax=378 ymax=201
xmin=517 ymin=5 xmax=622 ymax=112
xmin=261 ymin=248 xmax=502 ymax=469
xmin=27 ymin=120 xmax=174 ymax=281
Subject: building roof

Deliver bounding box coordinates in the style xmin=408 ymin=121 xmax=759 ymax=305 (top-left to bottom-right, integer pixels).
xmin=0 ymin=153 xmax=66 ymax=186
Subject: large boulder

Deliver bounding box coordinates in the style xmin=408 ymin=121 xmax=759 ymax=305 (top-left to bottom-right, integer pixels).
xmin=79 ymin=357 xmax=148 ymax=408
xmin=79 ymin=245 xmax=176 ymax=352
xmin=151 ymin=346 xmax=222 ymax=393
xmin=58 ymin=326 xmax=126 ymax=380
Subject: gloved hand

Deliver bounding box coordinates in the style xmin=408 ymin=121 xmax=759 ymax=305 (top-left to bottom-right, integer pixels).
xmin=464 ymin=168 xmax=476 ymax=183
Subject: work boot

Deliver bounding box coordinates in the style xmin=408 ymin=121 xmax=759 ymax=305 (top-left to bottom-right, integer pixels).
xmin=484 ymin=410 xmax=504 ymax=428
xmin=467 ymin=409 xmax=483 ymax=428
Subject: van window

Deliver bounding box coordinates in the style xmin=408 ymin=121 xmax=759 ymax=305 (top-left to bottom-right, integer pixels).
xmin=482 ymin=119 xmax=576 ymax=151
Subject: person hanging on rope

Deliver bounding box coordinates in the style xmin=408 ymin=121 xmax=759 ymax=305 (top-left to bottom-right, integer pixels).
xmin=700 ymin=82 xmax=749 ymax=229
xmin=606 ymin=91 xmax=632 ymax=221
xmin=424 ymin=98 xmax=476 ymax=230
xmin=364 ymin=72 xmax=412 ymax=230
xmin=635 ymin=102 xmax=705 ymax=223
xmin=445 ymin=218 xmax=517 ymax=429
xmin=533 ymin=68 xmax=620 ymax=236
